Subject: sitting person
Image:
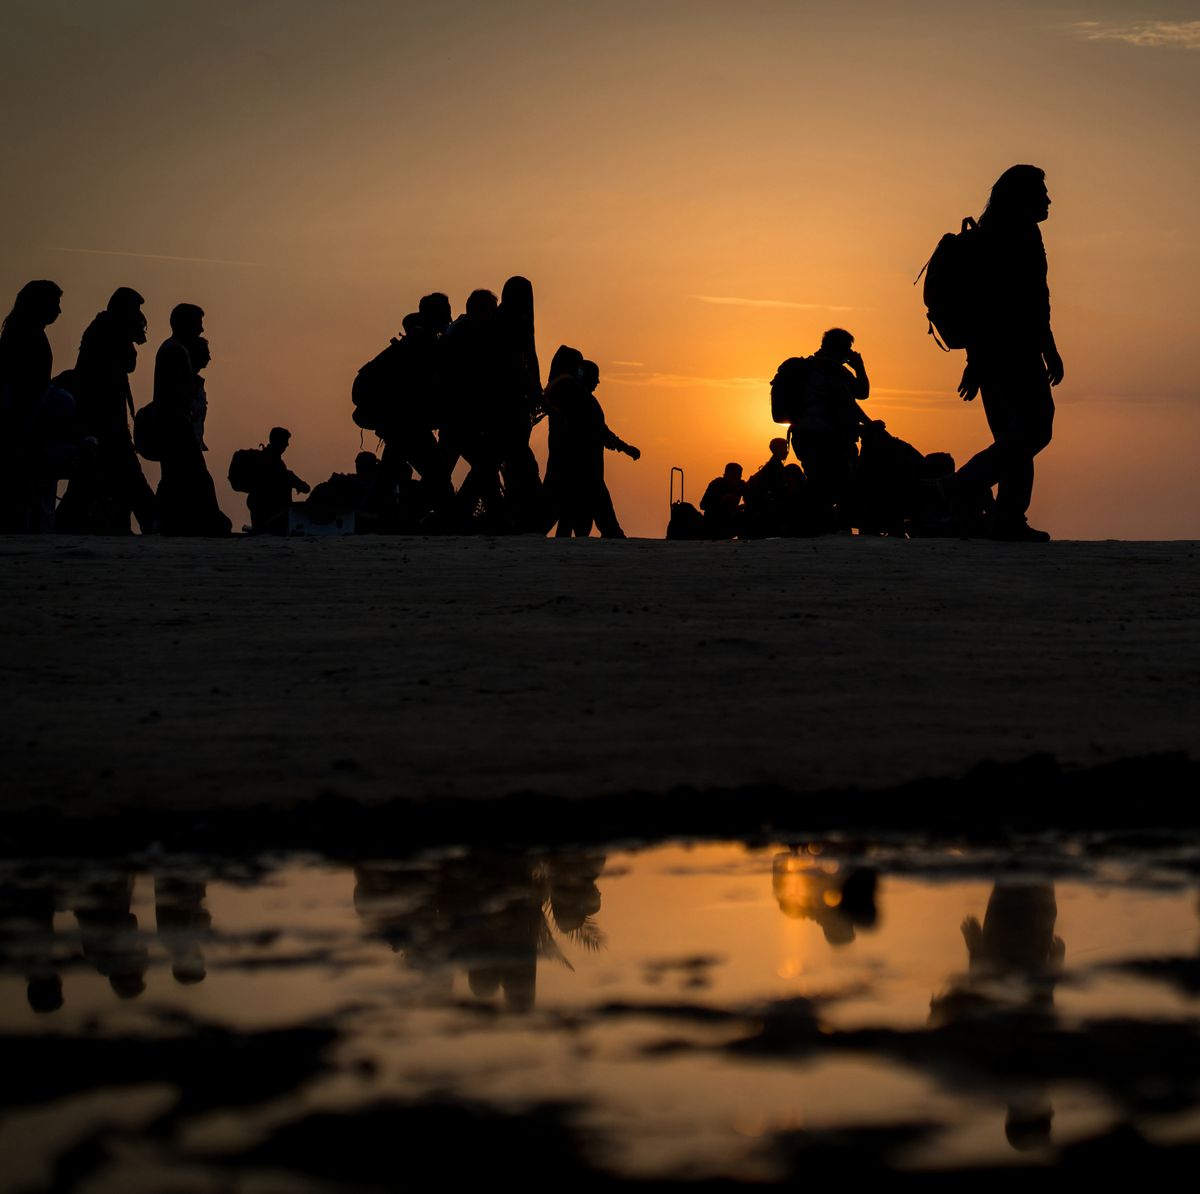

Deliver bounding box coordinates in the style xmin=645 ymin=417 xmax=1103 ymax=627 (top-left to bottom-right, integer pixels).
xmin=700 ymin=462 xmax=745 ymax=539
xmin=743 ymin=437 xmax=790 ymax=537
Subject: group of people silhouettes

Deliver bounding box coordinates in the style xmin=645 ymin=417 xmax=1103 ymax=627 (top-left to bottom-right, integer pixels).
xmin=0 ymin=165 xmax=1060 ymax=540
xmin=0 ymin=285 xmax=229 ymax=535
xmin=340 ymin=278 xmax=640 ymax=536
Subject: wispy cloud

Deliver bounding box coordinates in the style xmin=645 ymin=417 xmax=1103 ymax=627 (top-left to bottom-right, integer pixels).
xmin=49 ymin=246 xmax=263 ymax=268
xmin=692 ymin=294 xmax=860 ymax=312
xmin=1074 ymin=19 xmax=1200 ymax=50
xmin=606 ymin=369 xmax=766 ymax=390
xmin=610 ymin=359 xmax=645 ymax=367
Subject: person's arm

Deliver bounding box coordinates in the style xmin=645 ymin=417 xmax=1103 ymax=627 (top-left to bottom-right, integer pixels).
xmin=289 ymin=469 xmax=310 ymax=495
xmin=1042 ymin=327 xmax=1064 ymax=386
xmin=602 ymin=424 xmax=640 ymax=459
xmin=845 ymin=351 xmax=869 ymax=400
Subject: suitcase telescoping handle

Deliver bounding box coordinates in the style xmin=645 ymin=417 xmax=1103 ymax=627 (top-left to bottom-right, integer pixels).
xmin=670 ymin=466 xmax=684 ymax=507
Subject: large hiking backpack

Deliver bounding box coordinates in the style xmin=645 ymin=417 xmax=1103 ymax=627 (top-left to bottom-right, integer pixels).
xmin=769 ymin=356 xmax=812 ymax=424
xmin=351 ymin=337 xmax=407 ymax=432
xmin=228 ymin=445 xmax=267 ymax=493
xmin=917 ymin=216 xmax=979 ymax=351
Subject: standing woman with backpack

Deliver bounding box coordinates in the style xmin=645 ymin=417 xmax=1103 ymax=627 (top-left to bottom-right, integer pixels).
xmin=0 ymin=280 xmax=62 ymax=530
xmin=944 ymin=165 xmax=1064 ymax=542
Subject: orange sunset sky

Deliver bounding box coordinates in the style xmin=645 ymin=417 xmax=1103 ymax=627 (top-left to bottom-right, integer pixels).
xmin=2 ymin=0 xmax=1197 ymax=539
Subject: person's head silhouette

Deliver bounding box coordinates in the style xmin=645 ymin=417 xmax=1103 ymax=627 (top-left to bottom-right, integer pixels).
xmin=3 ymin=280 xmax=62 ymax=332
xmin=169 ymin=302 xmax=204 ymax=340
xmin=983 ymin=164 xmax=1049 ymax=226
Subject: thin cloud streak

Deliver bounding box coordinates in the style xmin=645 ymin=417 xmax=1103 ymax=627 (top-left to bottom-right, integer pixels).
xmin=49 ymin=246 xmax=264 ymax=268
xmin=1074 ymin=20 xmax=1200 ymax=50
xmin=692 ymin=294 xmax=861 ymax=312
xmin=607 ymin=370 xmax=766 ymax=389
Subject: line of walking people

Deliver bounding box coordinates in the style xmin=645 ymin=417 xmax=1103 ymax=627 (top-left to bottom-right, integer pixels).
xmin=347 ymin=276 xmax=639 ymax=537
xmin=0 ymin=282 xmax=229 ymax=535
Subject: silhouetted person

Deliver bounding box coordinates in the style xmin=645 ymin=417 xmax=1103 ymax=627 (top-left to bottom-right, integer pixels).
xmin=367 ymin=293 xmax=456 ymax=520
xmin=445 ymin=288 xmax=532 ymax=531
xmin=545 ymin=354 xmax=639 ymax=537
xmin=0 ymin=280 xmax=62 ymax=531
xmin=790 ymin=328 xmax=870 ymax=532
xmin=700 ymin=462 xmax=746 ymax=538
xmin=308 ymin=450 xmax=399 ymax=531
xmin=941 ymin=165 xmax=1062 ymax=541
xmin=56 ymin=288 xmax=157 ymax=534
xmin=154 ymin=303 xmax=231 ymax=535
xmin=494 ymin=276 xmax=548 ymax=532
xmin=247 ymin=426 xmax=309 ymax=534
xmin=743 ymin=436 xmax=791 ymax=536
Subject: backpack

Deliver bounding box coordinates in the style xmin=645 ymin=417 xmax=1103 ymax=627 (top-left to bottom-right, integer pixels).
xmin=351 ymin=338 xmax=407 ymax=432
xmin=132 ymin=402 xmax=166 ymax=461
xmin=228 ymin=446 xmax=267 ymax=493
xmin=769 ymin=356 xmax=812 ymax=424
xmin=917 ymin=216 xmax=979 ymax=351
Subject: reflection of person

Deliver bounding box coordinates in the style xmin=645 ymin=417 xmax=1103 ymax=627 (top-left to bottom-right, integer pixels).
xmin=930 ymin=881 xmax=1064 ymax=1153
xmin=353 ymin=849 xmax=606 ymax=1012
xmin=771 ymin=851 xmax=877 ymax=946
xmin=0 ymin=874 xmax=65 ymax=1013
xmin=75 ymin=873 xmax=149 ymax=1000
xmin=155 ymin=871 xmax=212 ymax=984
xmin=944 ymin=165 xmax=1062 ymax=542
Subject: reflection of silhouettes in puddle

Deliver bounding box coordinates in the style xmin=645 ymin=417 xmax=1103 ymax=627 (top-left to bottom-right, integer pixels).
xmin=939 ymin=166 xmax=1062 ymax=542
xmin=0 ymin=873 xmax=66 ymax=1013
xmin=930 ymin=881 xmax=1064 ymax=1152
xmin=155 ymin=871 xmax=212 ymax=985
xmin=771 ymin=851 xmax=878 ymax=945
xmin=75 ymin=872 xmax=149 ymax=1000
xmin=353 ymin=850 xmax=606 ymax=1012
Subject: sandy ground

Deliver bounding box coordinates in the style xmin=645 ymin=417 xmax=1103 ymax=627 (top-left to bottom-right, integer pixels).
xmin=1 ymin=535 xmax=1197 ymax=821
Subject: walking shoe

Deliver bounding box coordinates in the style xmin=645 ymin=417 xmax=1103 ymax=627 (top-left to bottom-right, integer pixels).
xmin=990 ymin=519 xmax=1051 ymax=543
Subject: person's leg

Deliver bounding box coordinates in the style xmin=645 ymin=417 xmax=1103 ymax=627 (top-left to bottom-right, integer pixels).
xmin=592 ymin=481 xmax=625 ymax=538
xmin=955 ymin=353 xmax=1053 ymax=526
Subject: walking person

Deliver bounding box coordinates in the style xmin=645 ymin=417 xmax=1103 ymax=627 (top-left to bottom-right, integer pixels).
xmin=153 ymin=303 xmax=230 ymax=536
xmin=0 ymin=280 xmax=62 ymax=531
xmin=941 ymin=165 xmax=1063 ymax=541
xmin=57 ymin=288 xmax=157 ymax=534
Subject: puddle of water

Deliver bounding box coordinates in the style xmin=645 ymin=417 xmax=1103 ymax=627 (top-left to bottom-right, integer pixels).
xmin=1 ymin=841 xmax=1198 ymax=1187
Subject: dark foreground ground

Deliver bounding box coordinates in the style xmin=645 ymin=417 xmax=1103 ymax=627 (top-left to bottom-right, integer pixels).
xmin=3 ymin=536 xmax=1200 ymax=1188
xmin=1 ymin=535 xmax=1198 ymax=850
